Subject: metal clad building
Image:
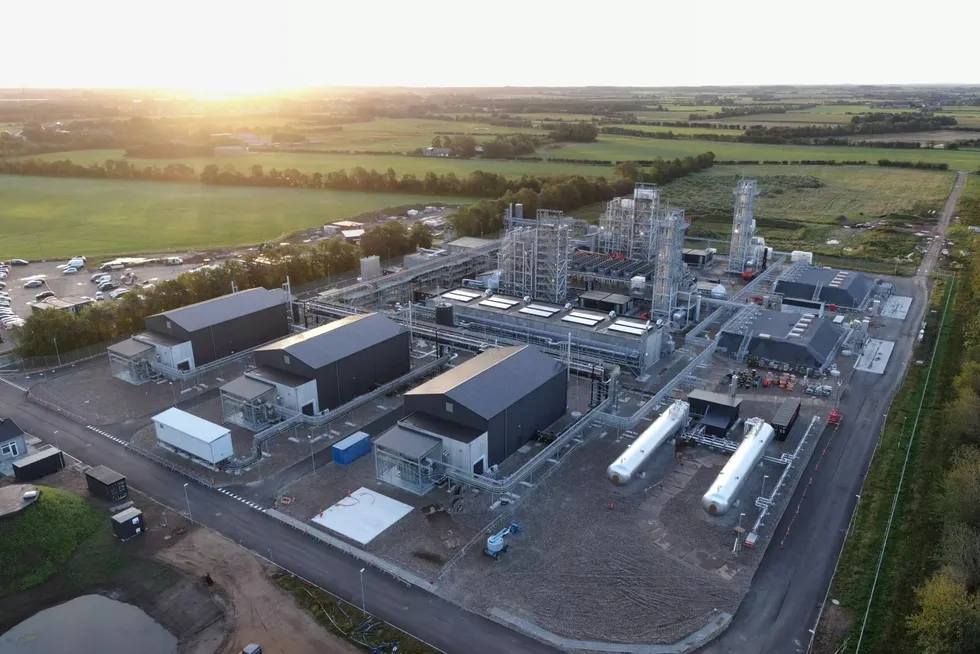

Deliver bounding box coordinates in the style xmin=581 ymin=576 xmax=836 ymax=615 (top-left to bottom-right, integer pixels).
xmin=252 ymin=312 xmax=410 ymax=412
xmin=775 ymin=267 xmax=873 ymax=309
xmin=143 ymin=288 xmax=289 ymax=368
xmin=404 ymin=345 xmax=567 ymax=466
xmin=719 ymin=309 xmax=845 ymax=370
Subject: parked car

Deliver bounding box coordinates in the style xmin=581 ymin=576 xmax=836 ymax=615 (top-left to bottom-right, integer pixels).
xmin=98 ymin=281 xmax=118 ymax=292
xmin=109 ymin=288 xmax=129 ymax=300
xmin=34 ymin=291 xmax=55 ymax=301
xmin=0 ymin=273 xmax=7 ymax=280
xmin=63 ymin=267 xmax=78 ymax=275
xmin=0 ymin=282 xmax=5 ymax=289
xmin=9 ymin=259 xmax=29 ymax=266
xmin=95 ymin=291 xmax=104 ymax=301
xmin=23 ymin=279 xmax=43 ymax=289
xmin=100 ymin=262 xmax=125 ymax=272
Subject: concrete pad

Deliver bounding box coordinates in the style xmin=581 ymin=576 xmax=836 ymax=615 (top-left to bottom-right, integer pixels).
xmin=683 ymin=549 xmax=707 ymax=566
xmin=881 ymin=295 xmax=912 ymax=320
xmin=715 ymin=564 xmax=739 ymax=581
xmin=311 ymin=487 xmax=413 ymax=545
xmin=670 ymin=542 xmax=694 ymax=559
xmin=654 ymin=532 xmax=680 ymax=551
xmin=855 ymin=339 xmax=895 ymax=374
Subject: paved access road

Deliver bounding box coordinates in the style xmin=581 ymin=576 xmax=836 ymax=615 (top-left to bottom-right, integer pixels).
xmin=699 ymin=171 xmax=969 ymax=654
xmin=0 ymin=380 xmax=558 ymax=654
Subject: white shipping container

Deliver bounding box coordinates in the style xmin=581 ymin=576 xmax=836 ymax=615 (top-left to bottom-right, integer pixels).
xmin=152 ymin=408 xmax=233 ymax=464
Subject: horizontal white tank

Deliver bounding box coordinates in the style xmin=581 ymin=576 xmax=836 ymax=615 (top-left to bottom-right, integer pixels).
xmin=701 ymin=418 xmax=775 ymax=516
xmin=607 ymin=401 xmax=689 ymax=486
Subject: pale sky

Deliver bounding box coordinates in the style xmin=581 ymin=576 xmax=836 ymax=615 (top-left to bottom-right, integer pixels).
xmin=2 ymin=0 xmax=977 ymax=91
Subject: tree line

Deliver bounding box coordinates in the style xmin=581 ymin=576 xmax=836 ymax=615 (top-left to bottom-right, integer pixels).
xmin=687 ymin=104 xmax=816 ymax=120
xmin=449 ymin=152 xmax=716 ymax=237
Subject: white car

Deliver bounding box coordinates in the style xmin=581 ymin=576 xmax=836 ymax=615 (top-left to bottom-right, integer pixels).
xmin=95 ymin=291 xmax=104 ymax=301
xmin=63 ymin=267 xmax=78 ymax=275
xmin=109 ymin=288 xmax=129 ymax=300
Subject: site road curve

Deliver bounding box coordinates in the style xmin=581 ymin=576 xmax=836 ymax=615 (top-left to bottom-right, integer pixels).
xmin=0 ymin=380 xmax=559 ymax=654
xmin=698 ymin=171 xmax=969 ymax=654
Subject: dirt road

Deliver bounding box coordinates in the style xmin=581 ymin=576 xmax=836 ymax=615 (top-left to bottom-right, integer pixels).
xmin=158 ymin=528 xmax=360 ymax=654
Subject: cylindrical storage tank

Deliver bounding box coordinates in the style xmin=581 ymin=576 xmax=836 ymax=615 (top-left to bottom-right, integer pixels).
xmin=435 ymin=302 xmax=455 ymax=327
xmin=701 ymin=418 xmax=775 ymax=516
xmin=711 ymin=284 xmax=726 ymax=299
xmin=607 ymin=401 xmax=689 ymax=485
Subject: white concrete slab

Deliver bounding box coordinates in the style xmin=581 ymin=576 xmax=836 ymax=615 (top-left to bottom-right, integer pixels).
xmin=855 ymin=339 xmax=895 ymax=374
xmin=881 ymin=296 xmax=912 ymax=321
xmin=312 ymin=487 xmax=413 ymax=545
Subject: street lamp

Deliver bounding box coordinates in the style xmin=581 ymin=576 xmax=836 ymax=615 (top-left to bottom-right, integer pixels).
xmin=761 ymin=474 xmax=769 ymax=499
xmin=183 ymin=483 xmax=192 ymax=522
xmin=737 ymin=512 xmax=746 ymax=531
xmin=53 ymin=337 xmax=61 ymax=366
xmin=359 ymin=567 xmax=366 ymax=613
xmin=169 ymin=381 xmax=176 ymax=406
xmin=308 ymin=435 xmax=316 ymax=473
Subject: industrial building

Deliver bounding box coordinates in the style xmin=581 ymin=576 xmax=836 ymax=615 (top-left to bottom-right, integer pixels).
xmin=775 ymin=266 xmax=873 ymax=310
xmin=375 ymin=345 xmax=567 ymax=494
xmin=430 ymin=288 xmax=664 ymax=372
xmin=220 ymin=312 xmax=410 ymax=427
xmin=108 ymin=288 xmax=290 ymax=383
xmin=687 ymin=390 xmax=742 ymax=437
xmin=499 ymin=210 xmax=572 ymax=303
xmin=718 ymin=308 xmax=846 ymax=372
xmin=726 ymin=179 xmax=770 ymax=276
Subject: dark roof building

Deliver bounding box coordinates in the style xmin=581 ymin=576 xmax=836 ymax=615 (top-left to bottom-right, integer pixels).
xmin=775 ymin=267 xmax=873 ymax=309
xmin=250 ymin=312 xmax=410 ymax=412
xmin=718 ymin=309 xmax=844 ymax=371
xmin=142 ymin=288 xmax=290 ymax=368
xmin=687 ymin=390 xmax=741 ymax=437
xmin=403 ymin=345 xmax=567 ymax=466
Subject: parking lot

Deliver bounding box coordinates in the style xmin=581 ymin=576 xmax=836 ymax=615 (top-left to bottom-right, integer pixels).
xmin=0 ymin=257 xmax=193 ymax=321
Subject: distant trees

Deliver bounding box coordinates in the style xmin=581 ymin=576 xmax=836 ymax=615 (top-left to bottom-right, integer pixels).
xmin=408 ymin=222 xmax=433 ymax=249
xmin=878 ymin=159 xmax=950 ymax=170
xmin=907 ymin=571 xmax=980 ymax=654
xmin=547 ymin=122 xmax=599 ymax=143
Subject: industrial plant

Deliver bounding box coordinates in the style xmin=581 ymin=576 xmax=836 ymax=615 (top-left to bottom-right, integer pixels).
xmin=75 ymin=177 xmax=917 ymax=648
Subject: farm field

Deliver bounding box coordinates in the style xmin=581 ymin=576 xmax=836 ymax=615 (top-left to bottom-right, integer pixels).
xmin=845 ymin=130 xmax=973 ymax=143
xmin=0 ymin=175 xmax=475 ymax=259
xmin=291 ymin=118 xmax=550 ymax=151
xmin=11 ymin=148 xmax=615 ymax=177
xmin=544 ymin=134 xmax=980 ymax=169
xmin=604 ymin=123 xmax=742 ymax=136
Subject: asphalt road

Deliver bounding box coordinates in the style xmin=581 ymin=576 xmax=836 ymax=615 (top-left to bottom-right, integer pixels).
xmin=699 ymin=171 xmax=968 ymax=654
xmin=0 ymin=380 xmax=558 ymax=654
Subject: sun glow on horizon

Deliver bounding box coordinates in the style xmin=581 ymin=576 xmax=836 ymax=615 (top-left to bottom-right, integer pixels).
xmin=2 ymin=0 xmax=978 ymax=90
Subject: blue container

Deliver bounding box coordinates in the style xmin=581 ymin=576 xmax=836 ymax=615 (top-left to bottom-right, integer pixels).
xmin=332 ymin=431 xmax=372 ymax=465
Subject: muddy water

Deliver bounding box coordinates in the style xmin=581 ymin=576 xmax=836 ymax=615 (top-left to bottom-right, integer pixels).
xmin=0 ymin=594 xmax=177 ymax=654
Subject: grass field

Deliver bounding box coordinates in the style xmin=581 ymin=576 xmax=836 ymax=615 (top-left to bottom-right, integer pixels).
xmin=604 ymin=123 xmax=742 ymax=136
xmin=293 ymin=118 xmax=550 ymax=151
xmin=0 ymin=487 xmax=103 ymax=596
xmin=0 ymin=176 xmax=475 ymax=258
xmin=13 ymin=148 xmax=615 ymax=178
xmin=545 ymin=135 xmax=980 ymax=169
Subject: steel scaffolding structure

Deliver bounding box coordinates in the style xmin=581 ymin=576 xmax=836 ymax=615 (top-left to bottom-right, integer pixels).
xmin=651 ymin=208 xmax=689 ymax=317
xmin=726 ymin=179 xmax=760 ymax=275
xmin=499 ymin=210 xmax=571 ymax=303
xmin=598 ymin=183 xmax=659 ymax=260
xmin=499 ymin=226 xmax=535 ymax=299
xmin=535 ymin=210 xmax=571 ymax=303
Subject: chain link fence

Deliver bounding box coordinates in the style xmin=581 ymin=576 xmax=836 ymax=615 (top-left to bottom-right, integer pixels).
xmin=0 ymin=336 xmax=130 ymax=372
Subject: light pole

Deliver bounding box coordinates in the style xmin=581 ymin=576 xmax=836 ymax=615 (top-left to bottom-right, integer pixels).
xmin=53 ymin=337 xmax=61 ymax=366
xmin=761 ymin=474 xmax=769 ymax=499
xmin=183 ymin=483 xmax=192 ymax=522
xmin=169 ymin=381 xmax=176 ymax=406
xmin=738 ymin=512 xmax=746 ymax=531
xmin=359 ymin=567 xmax=366 ymax=613
xmin=308 ymin=435 xmax=316 ymax=473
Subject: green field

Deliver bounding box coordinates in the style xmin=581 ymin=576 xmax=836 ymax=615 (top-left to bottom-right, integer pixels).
xmin=545 ymin=135 xmax=980 ymax=169
xmin=13 ymin=148 xmax=614 ymax=177
xmin=604 ymin=124 xmax=741 ymax=136
xmin=0 ymin=176 xmax=475 ymax=258
xmin=292 ymin=118 xmax=550 ymax=151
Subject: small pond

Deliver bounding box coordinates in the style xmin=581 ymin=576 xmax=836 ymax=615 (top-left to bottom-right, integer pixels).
xmin=1 ymin=594 xmax=177 ymax=654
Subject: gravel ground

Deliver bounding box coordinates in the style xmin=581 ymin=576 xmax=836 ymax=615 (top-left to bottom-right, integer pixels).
xmin=29 ymin=358 xmax=250 ymax=425
xmin=436 ymin=431 xmax=744 ymax=645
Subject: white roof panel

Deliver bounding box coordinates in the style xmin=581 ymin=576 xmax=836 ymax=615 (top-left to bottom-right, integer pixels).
xmin=487 ymin=296 xmax=519 ymax=306
xmin=152 ymin=407 xmax=230 ymax=443
xmin=480 ymin=299 xmax=516 ymax=310
xmin=607 ymin=323 xmax=645 ymax=335
xmin=526 ymin=304 xmax=560 ymax=315
xmin=519 ymin=307 xmax=555 ymax=318
xmin=442 ymin=292 xmax=477 ymax=302
xmin=452 ymin=289 xmax=481 ymax=298
xmin=562 ymin=315 xmax=601 ymax=326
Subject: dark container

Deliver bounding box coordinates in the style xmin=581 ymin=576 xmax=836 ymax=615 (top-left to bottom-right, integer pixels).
xmin=435 ymin=302 xmax=455 ymax=327
xmin=111 ymin=507 xmax=145 ymax=541
xmin=12 ymin=448 xmax=64 ymax=481
xmin=772 ymin=398 xmax=802 ymax=442
xmin=85 ymin=465 xmax=129 ymax=501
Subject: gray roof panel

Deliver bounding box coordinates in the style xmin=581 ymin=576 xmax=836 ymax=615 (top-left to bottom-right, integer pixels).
xmin=220 ymin=375 xmax=275 ymax=400
xmin=375 ymin=425 xmax=442 ymax=460
xmin=246 ymin=365 xmax=311 ymax=388
xmin=406 ymin=345 xmax=565 ymax=420
xmin=107 ymin=338 xmax=154 ymax=358
xmin=401 ymin=412 xmax=484 ymax=444
xmin=255 ymin=313 xmax=406 ymax=370
xmin=152 ymin=288 xmax=286 ymax=333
